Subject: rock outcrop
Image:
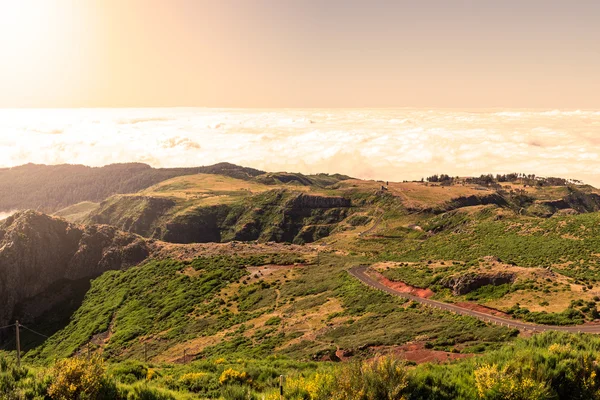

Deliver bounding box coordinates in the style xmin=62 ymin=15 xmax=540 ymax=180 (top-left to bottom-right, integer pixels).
xmin=288 ymin=194 xmax=351 ymax=209
xmin=86 ymin=191 xmax=354 ymax=245
xmin=540 ymin=191 xmax=600 ymax=215
xmin=441 ymin=272 xmax=516 ymax=296
xmin=87 ymin=195 xmax=176 ymax=237
xmin=0 ymin=211 xmax=149 ymax=328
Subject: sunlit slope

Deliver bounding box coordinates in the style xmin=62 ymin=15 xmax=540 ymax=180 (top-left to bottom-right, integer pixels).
xmin=53 ymin=201 xmax=100 ymax=223
xmin=345 ymin=198 xmax=600 ymax=326
xmin=0 ymin=162 xmax=264 ymax=213
xmin=30 ymin=253 xmax=512 ymax=362
xmin=84 ymin=173 xmax=366 ymax=244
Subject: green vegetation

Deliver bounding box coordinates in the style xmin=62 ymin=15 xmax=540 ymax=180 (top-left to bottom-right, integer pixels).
xmin=380 ymin=263 xmax=458 ymax=289
xmin=86 ymin=185 xmax=356 ymax=244
xmin=26 ymin=252 xmax=513 ymax=365
xmin=0 ymin=162 xmax=264 ymax=212
xmin=32 ymin=256 xmax=252 ymax=360
xmin=10 ymin=168 xmax=600 ymax=398
xmin=379 ymin=210 xmax=600 ymax=282
xmin=7 ymin=331 xmax=600 ymax=399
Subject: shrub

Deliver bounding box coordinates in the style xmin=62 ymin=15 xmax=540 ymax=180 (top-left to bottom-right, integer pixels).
xmin=126 ymin=385 xmax=176 ymax=400
xmin=332 ymin=356 xmax=408 ymax=400
xmin=265 ymin=316 xmax=282 ymax=326
xmin=220 ymin=384 xmax=257 ymax=400
xmin=178 ymin=372 xmax=217 ymax=393
xmin=219 ymin=368 xmax=250 ymax=386
xmin=474 ymin=363 xmax=549 ymax=399
xmin=47 ymin=356 xmax=107 ymax=400
xmin=284 ymin=373 xmax=335 ymax=400
xmin=110 ymin=360 xmax=148 ymax=384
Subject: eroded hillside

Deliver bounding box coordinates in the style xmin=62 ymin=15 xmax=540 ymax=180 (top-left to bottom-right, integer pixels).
xmin=0 ymin=211 xmax=149 ymax=332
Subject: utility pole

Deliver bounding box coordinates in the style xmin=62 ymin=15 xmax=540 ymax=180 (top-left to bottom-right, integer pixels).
xmin=183 ymin=349 xmax=187 ymax=364
xmin=144 ymin=343 xmax=148 ymax=363
xmin=15 ymin=321 xmax=21 ymax=369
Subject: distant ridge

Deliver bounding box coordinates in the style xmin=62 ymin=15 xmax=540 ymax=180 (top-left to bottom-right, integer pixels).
xmin=0 ymin=162 xmax=264 ymax=212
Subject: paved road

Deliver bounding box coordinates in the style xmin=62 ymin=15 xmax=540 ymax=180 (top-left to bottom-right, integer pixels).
xmin=359 ymin=208 xmax=384 ymax=237
xmin=348 ymin=265 xmax=600 ymax=334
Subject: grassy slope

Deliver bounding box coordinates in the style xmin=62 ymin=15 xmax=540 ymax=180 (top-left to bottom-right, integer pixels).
xmin=19 ymin=175 xmax=600 ymax=360
xmin=79 ymin=176 xmax=600 ymax=327
xmin=82 ymin=173 xmax=368 ymax=245
xmin=344 ymin=202 xmax=600 ymax=325
xmin=53 ymin=201 xmax=100 ymax=223
xmin=29 ymin=253 xmax=512 ymax=364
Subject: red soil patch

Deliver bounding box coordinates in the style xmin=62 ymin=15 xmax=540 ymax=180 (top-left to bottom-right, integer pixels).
xmin=370 ymin=271 xmax=434 ymax=299
xmin=373 ymin=342 xmax=472 ymax=364
xmin=454 ymin=302 xmax=510 ymax=318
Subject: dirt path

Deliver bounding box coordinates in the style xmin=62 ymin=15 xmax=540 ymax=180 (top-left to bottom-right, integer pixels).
xmin=349 ymin=265 xmax=600 ymax=334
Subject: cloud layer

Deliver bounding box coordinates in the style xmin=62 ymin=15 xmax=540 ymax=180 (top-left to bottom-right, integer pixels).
xmin=1 ymin=108 xmax=600 ymax=186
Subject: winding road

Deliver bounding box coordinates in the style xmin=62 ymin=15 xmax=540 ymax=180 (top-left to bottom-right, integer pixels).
xmin=348 ymin=265 xmax=600 ymax=334
xmin=359 ymin=208 xmax=384 ymax=237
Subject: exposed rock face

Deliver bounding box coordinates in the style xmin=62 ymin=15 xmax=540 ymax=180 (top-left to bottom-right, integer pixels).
xmin=441 ymin=272 xmax=515 ymax=296
xmin=162 ymin=205 xmax=230 ymax=244
xmin=288 ymin=194 xmax=351 ymax=209
xmin=86 ymin=191 xmax=353 ymax=245
xmin=0 ymin=211 xmax=149 ymax=327
xmin=541 ymin=191 xmax=600 ymax=214
xmin=413 ymin=193 xmax=508 ymax=214
xmin=442 ymin=194 xmax=508 ymax=212
xmin=87 ymin=196 xmax=176 ymax=238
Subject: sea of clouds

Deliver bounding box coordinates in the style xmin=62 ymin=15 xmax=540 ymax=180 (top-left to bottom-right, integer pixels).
xmin=1 ymin=108 xmax=599 ymax=185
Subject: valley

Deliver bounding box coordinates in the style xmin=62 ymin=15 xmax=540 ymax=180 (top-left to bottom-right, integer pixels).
xmin=2 ymin=164 xmax=600 ymax=398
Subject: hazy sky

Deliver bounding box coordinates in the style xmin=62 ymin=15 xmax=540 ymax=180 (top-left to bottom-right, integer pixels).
xmin=0 ymin=0 xmax=599 ymax=108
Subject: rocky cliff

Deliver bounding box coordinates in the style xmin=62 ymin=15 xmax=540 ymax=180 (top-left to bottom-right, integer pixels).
xmin=441 ymin=272 xmax=515 ymax=296
xmin=86 ymin=190 xmax=355 ymax=245
xmin=0 ymin=211 xmax=149 ymax=328
xmin=540 ymin=190 xmax=600 ymax=215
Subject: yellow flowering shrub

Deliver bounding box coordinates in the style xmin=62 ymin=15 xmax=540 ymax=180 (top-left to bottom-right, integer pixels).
xmin=48 ymin=356 xmax=106 ymax=400
xmin=146 ymin=368 xmax=158 ymax=381
xmin=548 ymin=343 xmax=572 ymax=355
xmin=474 ymin=363 xmax=548 ymax=400
xmin=574 ymin=354 xmax=600 ymax=398
xmin=214 ymin=358 xmax=226 ymax=365
xmin=219 ymin=368 xmax=250 ymax=385
xmin=333 ymin=356 xmax=408 ymax=400
xmin=284 ymin=372 xmax=335 ymax=400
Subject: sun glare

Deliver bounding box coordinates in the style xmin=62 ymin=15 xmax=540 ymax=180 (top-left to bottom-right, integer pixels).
xmin=0 ymin=1 xmax=53 ymax=55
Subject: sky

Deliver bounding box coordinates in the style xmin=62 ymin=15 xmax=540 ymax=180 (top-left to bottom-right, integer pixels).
xmin=0 ymin=0 xmax=599 ymax=108
xmin=0 ymin=1 xmax=599 ymax=186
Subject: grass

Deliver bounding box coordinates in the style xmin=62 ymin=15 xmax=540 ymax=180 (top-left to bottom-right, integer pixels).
xmin=8 ymin=331 xmax=600 ymax=399
xmin=393 ymin=211 xmax=600 ymax=281
xmin=53 ymin=201 xmax=100 ymax=222
xmin=26 ymin=251 xmax=517 ymax=365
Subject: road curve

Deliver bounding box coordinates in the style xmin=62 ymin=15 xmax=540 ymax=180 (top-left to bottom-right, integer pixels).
xmin=359 ymin=208 xmax=384 ymax=237
xmin=348 ymin=265 xmax=600 ymax=334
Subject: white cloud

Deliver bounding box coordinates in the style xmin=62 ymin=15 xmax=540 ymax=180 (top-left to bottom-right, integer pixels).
xmin=0 ymin=210 xmax=17 ymax=221
xmin=0 ymin=108 xmax=600 ymax=186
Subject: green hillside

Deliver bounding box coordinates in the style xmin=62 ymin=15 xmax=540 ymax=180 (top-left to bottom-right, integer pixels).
xmin=5 ymin=170 xmax=600 ymax=399
xmin=0 ymin=162 xmax=264 ymax=213
xmin=30 ymin=252 xmax=512 ymax=364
